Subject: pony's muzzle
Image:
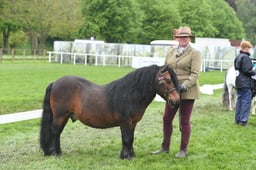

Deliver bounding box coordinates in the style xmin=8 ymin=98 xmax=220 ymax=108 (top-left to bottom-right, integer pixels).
xmin=167 ymin=99 xmax=180 ymax=108
xmin=166 ymin=93 xmax=180 ymax=108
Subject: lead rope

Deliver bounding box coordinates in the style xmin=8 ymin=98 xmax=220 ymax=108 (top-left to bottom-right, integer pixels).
xmin=179 ymin=93 xmax=182 ymax=131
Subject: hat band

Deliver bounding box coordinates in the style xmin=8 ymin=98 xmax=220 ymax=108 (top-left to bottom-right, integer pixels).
xmin=176 ymin=33 xmax=192 ymax=37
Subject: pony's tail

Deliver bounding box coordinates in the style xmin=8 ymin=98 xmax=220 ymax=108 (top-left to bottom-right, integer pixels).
xmin=40 ymin=82 xmax=54 ymax=155
xmin=222 ymin=73 xmax=229 ymax=109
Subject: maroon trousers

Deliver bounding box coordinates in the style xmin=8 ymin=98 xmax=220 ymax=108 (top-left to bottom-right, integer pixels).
xmin=162 ymin=99 xmax=195 ymax=151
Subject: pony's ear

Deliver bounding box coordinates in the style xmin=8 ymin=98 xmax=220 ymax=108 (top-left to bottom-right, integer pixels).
xmin=160 ymin=65 xmax=169 ymax=73
xmin=158 ymin=71 xmax=171 ymax=85
xmin=159 ymin=71 xmax=169 ymax=79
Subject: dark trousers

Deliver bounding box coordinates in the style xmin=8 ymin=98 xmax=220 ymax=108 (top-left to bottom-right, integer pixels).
xmin=162 ymin=99 xmax=195 ymax=151
xmin=235 ymin=88 xmax=252 ymax=123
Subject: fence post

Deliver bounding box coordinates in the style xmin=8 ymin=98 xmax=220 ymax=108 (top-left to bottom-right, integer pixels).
xmin=84 ymin=54 xmax=87 ymax=65
xmin=0 ymin=48 xmax=2 ymax=63
xmin=12 ymin=49 xmax=15 ymax=62
xmin=118 ymin=55 xmax=121 ymax=67
xmin=95 ymin=55 xmax=98 ymax=66
xmin=203 ymin=59 xmax=206 ymax=72
xmin=73 ymin=53 xmax=76 ymax=65
xmin=60 ymin=52 xmax=63 ymax=64
xmin=23 ymin=49 xmax=26 ymax=61
xmin=34 ymin=49 xmax=37 ymax=62
xmin=220 ymin=60 xmax=223 ymax=72
xmin=48 ymin=52 xmax=52 ymax=63
xmin=43 ymin=49 xmax=46 ymax=62
xmin=103 ymin=54 xmax=105 ymax=66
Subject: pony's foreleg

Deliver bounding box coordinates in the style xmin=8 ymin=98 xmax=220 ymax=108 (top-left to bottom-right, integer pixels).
xmin=252 ymin=97 xmax=256 ymax=115
xmin=120 ymin=123 xmax=136 ymax=160
xmin=229 ymin=96 xmax=233 ymax=111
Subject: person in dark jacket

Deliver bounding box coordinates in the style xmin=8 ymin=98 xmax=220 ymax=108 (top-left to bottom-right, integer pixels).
xmin=234 ymin=40 xmax=255 ymax=126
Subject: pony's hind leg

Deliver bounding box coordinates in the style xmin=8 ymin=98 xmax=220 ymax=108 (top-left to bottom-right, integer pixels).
xmin=231 ymin=88 xmax=237 ymax=110
xmin=228 ymin=87 xmax=236 ymax=111
xmin=42 ymin=115 xmax=68 ymax=156
xmin=252 ymin=97 xmax=256 ymax=115
xmin=40 ymin=82 xmax=70 ymax=156
xmin=229 ymin=94 xmax=233 ymax=111
xmin=50 ymin=118 xmax=69 ymax=156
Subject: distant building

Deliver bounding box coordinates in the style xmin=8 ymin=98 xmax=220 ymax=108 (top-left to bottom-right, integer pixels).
xmin=195 ymin=37 xmax=231 ymax=47
xmin=229 ymin=40 xmax=242 ymax=47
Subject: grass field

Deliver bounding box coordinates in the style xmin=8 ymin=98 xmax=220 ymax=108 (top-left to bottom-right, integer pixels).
xmin=0 ymin=62 xmax=134 ymax=115
xmin=1 ymin=62 xmax=256 ymax=170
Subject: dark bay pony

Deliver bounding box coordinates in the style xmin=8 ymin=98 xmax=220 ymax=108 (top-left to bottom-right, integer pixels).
xmin=40 ymin=65 xmax=180 ymax=159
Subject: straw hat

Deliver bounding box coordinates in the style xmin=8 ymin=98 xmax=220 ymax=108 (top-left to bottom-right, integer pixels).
xmin=175 ymin=26 xmax=194 ymax=37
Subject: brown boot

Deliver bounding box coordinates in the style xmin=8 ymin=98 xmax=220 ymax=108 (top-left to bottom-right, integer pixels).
xmin=151 ymin=148 xmax=169 ymax=155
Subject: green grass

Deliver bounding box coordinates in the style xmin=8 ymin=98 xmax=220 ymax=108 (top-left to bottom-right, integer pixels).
xmin=0 ymin=62 xmax=134 ymax=115
xmin=199 ymin=70 xmax=226 ymax=85
xmin=2 ymin=63 xmax=256 ymax=170
xmin=0 ymin=62 xmax=225 ymax=115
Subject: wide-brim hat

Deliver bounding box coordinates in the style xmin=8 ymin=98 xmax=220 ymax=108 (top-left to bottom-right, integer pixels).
xmin=174 ymin=26 xmax=194 ymax=37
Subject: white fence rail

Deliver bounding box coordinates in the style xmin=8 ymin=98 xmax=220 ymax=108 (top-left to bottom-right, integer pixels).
xmin=48 ymin=51 xmax=133 ymax=67
xmin=201 ymin=59 xmax=234 ymax=72
xmin=47 ymin=51 xmax=238 ymax=72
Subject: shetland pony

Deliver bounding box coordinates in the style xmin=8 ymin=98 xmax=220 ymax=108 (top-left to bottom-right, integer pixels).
xmin=40 ymin=65 xmax=180 ymax=159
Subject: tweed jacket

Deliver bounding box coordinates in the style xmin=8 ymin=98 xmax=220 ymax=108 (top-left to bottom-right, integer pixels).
xmin=165 ymin=45 xmax=202 ymax=99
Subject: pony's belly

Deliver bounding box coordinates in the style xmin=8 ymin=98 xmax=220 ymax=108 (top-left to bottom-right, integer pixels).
xmin=78 ymin=111 xmax=121 ymax=129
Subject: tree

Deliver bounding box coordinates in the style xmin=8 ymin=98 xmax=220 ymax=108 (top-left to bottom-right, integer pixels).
xmin=0 ymin=0 xmax=251 ymax=48
xmin=2 ymin=0 xmax=55 ymax=51
xmin=175 ymin=0 xmax=244 ymax=40
xmin=236 ymin=0 xmax=256 ymax=44
xmin=49 ymin=0 xmax=84 ymax=40
xmin=0 ymin=0 xmax=84 ymax=52
xmin=175 ymin=0 xmax=218 ymax=37
xmin=0 ymin=0 xmax=21 ymax=51
xmin=209 ymin=0 xmax=245 ymax=40
xmin=137 ymin=0 xmax=181 ymax=44
xmin=81 ymin=0 xmax=142 ymax=43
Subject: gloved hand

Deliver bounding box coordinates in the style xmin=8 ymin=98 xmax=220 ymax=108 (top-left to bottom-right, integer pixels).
xmin=249 ymin=69 xmax=256 ymax=75
xmin=179 ymin=84 xmax=187 ymax=93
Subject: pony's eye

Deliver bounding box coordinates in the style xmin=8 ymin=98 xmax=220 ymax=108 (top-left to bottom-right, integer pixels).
xmin=166 ymin=79 xmax=172 ymax=83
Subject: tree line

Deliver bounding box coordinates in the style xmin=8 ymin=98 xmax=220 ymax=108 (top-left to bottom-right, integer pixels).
xmin=0 ymin=0 xmax=255 ymax=52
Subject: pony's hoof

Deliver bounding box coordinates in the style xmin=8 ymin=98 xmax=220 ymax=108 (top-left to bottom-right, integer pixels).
xmin=120 ymin=153 xmax=136 ymax=160
xmin=45 ymin=152 xmax=62 ymax=157
xmin=44 ymin=150 xmax=62 ymax=156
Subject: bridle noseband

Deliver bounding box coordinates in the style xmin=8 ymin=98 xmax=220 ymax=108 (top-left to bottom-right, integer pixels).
xmin=164 ymin=86 xmax=177 ymax=96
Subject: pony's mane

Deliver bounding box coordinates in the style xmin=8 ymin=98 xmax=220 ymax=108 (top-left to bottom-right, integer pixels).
xmin=163 ymin=66 xmax=179 ymax=91
xmin=105 ymin=65 xmax=179 ymax=115
xmin=105 ymin=65 xmax=160 ymax=114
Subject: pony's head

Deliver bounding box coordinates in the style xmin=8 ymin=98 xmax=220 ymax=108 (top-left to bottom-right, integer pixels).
xmin=156 ymin=65 xmax=180 ymax=108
